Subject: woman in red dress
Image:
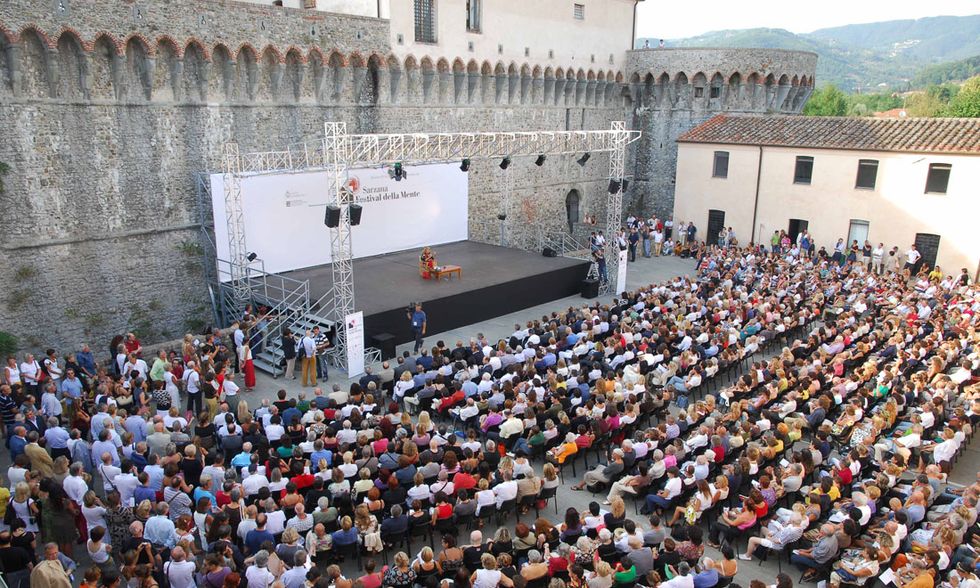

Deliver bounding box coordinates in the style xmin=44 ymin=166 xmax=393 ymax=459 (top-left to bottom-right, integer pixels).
xmin=240 ymin=343 xmax=256 ymax=390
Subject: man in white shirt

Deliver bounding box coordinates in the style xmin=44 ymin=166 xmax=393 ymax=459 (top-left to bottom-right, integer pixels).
xmin=498 ymin=411 xmax=524 ymax=443
xmin=904 ymin=245 xmax=922 ymax=277
xmin=243 ymin=465 xmax=270 ymax=498
xmin=300 ymin=331 xmax=317 ymax=387
xmin=223 ymin=374 xmax=240 ymax=409
xmin=63 ymin=463 xmax=90 ymax=506
xmin=122 ymin=353 xmax=148 ymax=380
xmin=661 ymin=562 xmax=694 ymax=588
xmin=182 ymin=362 xmax=202 ymax=416
xmin=97 ymin=452 xmax=122 ymax=493
xmin=644 ymin=467 xmax=682 ymax=513
xmin=928 ymin=429 xmax=959 ymax=467
xmin=493 ymin=471 xmax=519 ymax=508
xmin=114 ymin=460 xmax=141 ymax=506
xmin=262 ymin=498 xmax=286 ymax=536
xmin=336 ymin=421 xmax=357 ymax=447
xmin=245 ymin=551 xmax=276 ymax=588
xmin=164 ymin=547 xmax=197 ymax=588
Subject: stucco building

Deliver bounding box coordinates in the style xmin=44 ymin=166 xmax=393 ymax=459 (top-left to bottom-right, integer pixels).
xmin=673 ymin=114 xmax=980 ymax=276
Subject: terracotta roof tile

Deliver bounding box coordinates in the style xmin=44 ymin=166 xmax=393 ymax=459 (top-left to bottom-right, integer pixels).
xmin=677 ymin=114 xmax=980 ymax=154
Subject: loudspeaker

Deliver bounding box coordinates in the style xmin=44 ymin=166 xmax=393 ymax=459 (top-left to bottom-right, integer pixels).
xmin=580 ymin=279 xmax=599 ymax=298
xmin=349 ymin=204 xmax=363 ymax=226
xmin=371 ymin=333 xmax=397 ymax=360
xmin=324 ymin=205 xmax=341 ymax=228
xmin=542 ymin=247 xmax=557 ymax=258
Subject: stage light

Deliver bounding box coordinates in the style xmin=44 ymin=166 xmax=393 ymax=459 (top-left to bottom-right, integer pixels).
xmin=460 ymin=158 xmax=470 ymax=172
xmin=497 ymin=213 xmax=507 ymax=221
xmin=622 ymin=179 xmax=630 ymax=192
xmin=577 ymin=153 xmax=591 ymax=167
xmin=246 ymin=252 xmax=258 ymax=262
xmin=534 ymin=154 xmax=547 ymax=166
xmin=393 ymin=162 xmax=404 ymax=181
xmin=608 ymin=179 xmax=621 ymax=194
xmin=349 ymin=204 xmax=363 ymax=226
xmin=499 ymin=156 xmax=511 ymax=170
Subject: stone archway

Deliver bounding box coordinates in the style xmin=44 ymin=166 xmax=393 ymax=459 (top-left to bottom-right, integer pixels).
xmin=565 ymin=189 xmax=581 ymax=232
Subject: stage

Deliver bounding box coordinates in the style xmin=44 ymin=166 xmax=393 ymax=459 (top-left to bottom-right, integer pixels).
xmin=279 ymin=241 xmax=591 ymax=348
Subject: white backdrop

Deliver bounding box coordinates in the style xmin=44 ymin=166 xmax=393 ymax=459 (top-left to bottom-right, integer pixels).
xmin=211 ymin=163 xmax=469 ymax=278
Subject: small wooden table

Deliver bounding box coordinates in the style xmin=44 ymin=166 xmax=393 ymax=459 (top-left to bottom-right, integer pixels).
xmin=434 ymin=265 xmax=461 ymax=280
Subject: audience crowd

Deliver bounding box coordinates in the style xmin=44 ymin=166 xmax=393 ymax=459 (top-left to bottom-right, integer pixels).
xmin=0 ymin=237 xmax=979 ymax=588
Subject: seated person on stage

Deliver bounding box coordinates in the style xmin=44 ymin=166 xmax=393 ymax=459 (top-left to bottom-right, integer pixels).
xmin=419 ymin=247 xmax=437 ymax=279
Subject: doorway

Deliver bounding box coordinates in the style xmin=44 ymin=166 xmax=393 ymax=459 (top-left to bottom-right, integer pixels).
xmin=707 ymin=209 xmax=726 ymax=246
xmin=914 ymin=233 xmax=941 ymax=271
xmin=565 ymin=190 xmax=580 ymax=233
xmin=788 ymin=218 xmax=809 ymax=243
xmin=847 ymin=220 xmax=870 ymax=248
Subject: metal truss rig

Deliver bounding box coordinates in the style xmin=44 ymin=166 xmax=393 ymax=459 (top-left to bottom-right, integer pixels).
xmin=222 ymin=121 xmax=641 ymax=372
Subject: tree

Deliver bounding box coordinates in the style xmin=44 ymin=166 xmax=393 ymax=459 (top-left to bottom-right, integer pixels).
xmin=944 ymin=76 xmax=980 ymax=117
xmin=803 ymin=85 xmax=848 ymax=116
xmin=904 ymin=92 xmax=945 ymax=117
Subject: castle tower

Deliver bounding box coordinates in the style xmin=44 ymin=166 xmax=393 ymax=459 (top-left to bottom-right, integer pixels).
xmin=623 ymin=48 xmax=817 ymax=219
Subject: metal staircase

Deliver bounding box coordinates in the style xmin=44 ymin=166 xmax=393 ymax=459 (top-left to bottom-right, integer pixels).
xmin=209 ymin=258 xmax=341 ymax=378
xmin=540 ymin=231 xmax=593 ymax=261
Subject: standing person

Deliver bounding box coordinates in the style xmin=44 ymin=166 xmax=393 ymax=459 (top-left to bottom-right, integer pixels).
xmin=593 ymin=250 xmax=608 ymax=284
xmin=627 ymin=228 xmax=639 ymax=263
xmin=887 ymin=247 xmax=902 ymax=276
xmin=408 ymin=304 xmax=427 ymax=354
xmin=19 ymin=354 xmax=40 ymax=397
xmin=653 ymin=227 xmax=664 ymax=257
xmin=904 ymin=244 xmax=922 ymax=279
xmin=182 ymin=361 xmax=202 ymax=419
xmin=871 ymin=243 xmax=885 ymax=275
xmin=239 ymin=343 xmax=256 ymax=392
xmin=312 ymin=327 xmax=330 ymax=383
xmin=641 ymin=225 xmax=651 ymax=258
xmin=222 ymin=373 xmax=240 ymax=415
xmin=300 ymin=331 xmax=316 ymax=388
xmin=231 ymin=322 xmax=244 ymax=375
xmin=280 ymin=329 xmax=297 ymax=381
xmin=43 ymin=350 xmax=63 ymax=389
xmin=686 ymin=222 xmax=697 ymax=245
xmin=663 ymin=218 xmax=672 ymax=240
xmin=861 ymin=241 xmax=873 ymax=270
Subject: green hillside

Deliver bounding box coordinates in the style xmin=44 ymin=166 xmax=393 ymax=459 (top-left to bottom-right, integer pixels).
xmin=912 ymin=55 xmax=980 ymax=86
xmin=636 ymin=15 xmax=980 ymax=92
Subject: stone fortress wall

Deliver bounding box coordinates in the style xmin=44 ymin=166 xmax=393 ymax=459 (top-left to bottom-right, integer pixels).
xmin=624 ymin=48 xmax=818 ymax=219
xmin=0 ymin=0 xmax=815 ymax=350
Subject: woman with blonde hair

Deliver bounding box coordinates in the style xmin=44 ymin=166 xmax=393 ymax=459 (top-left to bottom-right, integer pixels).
xmin=354 ymin=503 xmax=382 ymax=553
xmin=10 ymin=482 xmax=38 ymax=532
xmin=275 ymin=526 xmax=302 ymax=564
xmin=541 ymin=463 xmax=560 ymax=490
xmin=418 ymin=411 xmax=434 ymax=433
xmin=470 ymin=552 xmax=513 ymax=588
xmin=604 ymin=497 xmax=627 ymax=531
xmin=383 ymin=551 xmax=416 ymax=588
xmin=236 ymin=399 xmax=250 ymax=424
xmin=413 ymin=546 xmax=440 ymax=583
xmin=394 ymin=371 xmax=414 ymax=403
xmin=50 ymin=457 xmax=70 ymax=486
xmin=587 ymin=560 xmax=614 ymax=588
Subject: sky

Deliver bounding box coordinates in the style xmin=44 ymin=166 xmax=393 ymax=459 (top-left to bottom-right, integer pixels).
xmin=635 ymin=0 xmax=979 ymax=40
